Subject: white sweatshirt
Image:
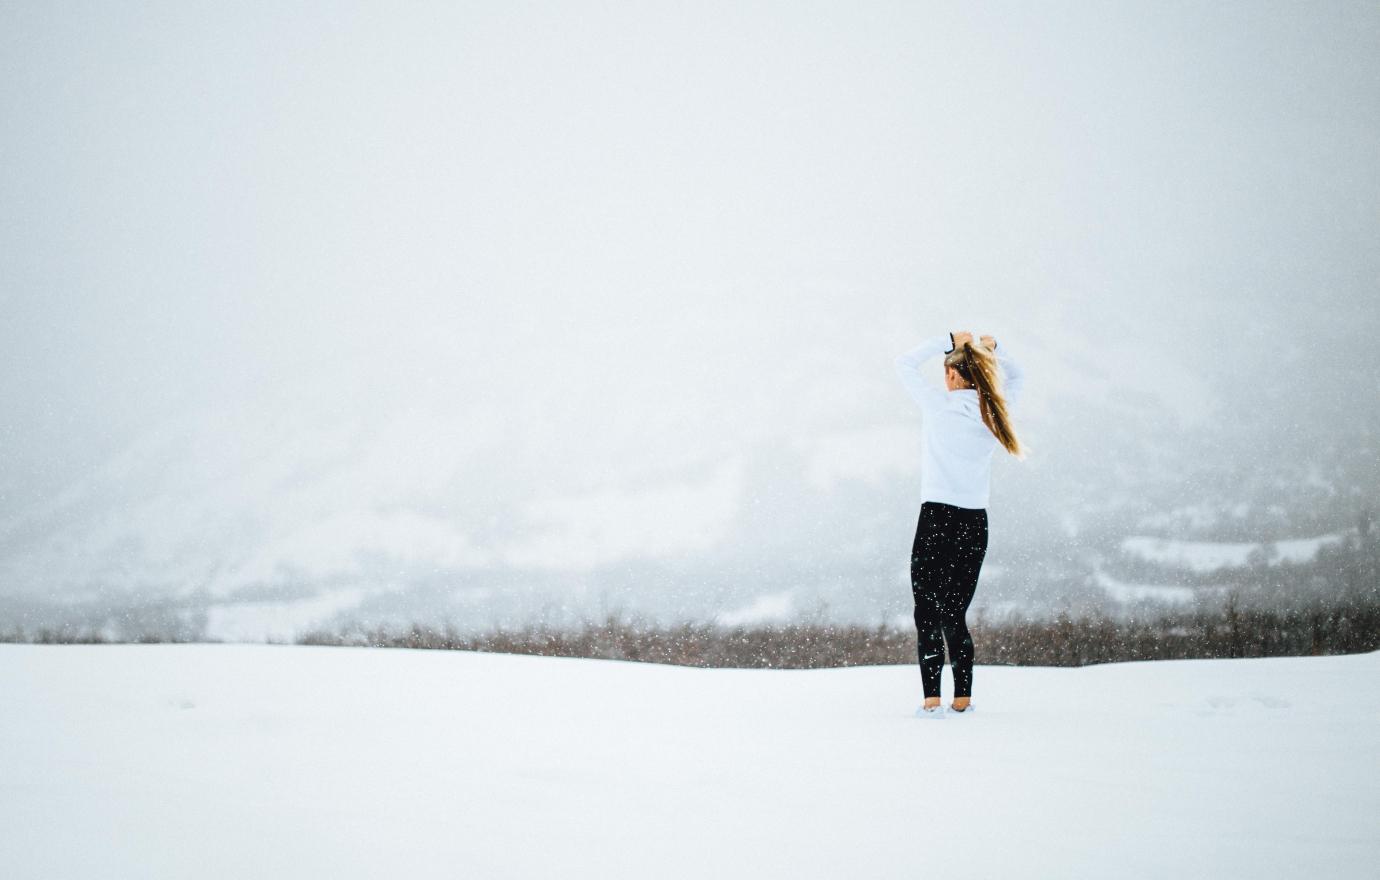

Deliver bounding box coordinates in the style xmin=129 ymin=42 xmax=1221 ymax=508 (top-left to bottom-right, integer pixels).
xmin=894 ymin=334 xmax=1027 ymax=510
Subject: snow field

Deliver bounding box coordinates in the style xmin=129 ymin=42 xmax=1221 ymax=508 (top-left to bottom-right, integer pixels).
xmin=1 ymin=644 xmax=1376 ymax=879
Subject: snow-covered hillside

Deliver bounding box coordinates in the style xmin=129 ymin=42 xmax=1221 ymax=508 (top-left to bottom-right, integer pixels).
xmin=2 ymin=645 xmax=1375 ymax=878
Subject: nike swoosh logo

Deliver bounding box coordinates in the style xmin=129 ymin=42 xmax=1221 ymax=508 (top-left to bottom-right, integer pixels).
xmin=923 ymin=653 xmax=939 ymax=660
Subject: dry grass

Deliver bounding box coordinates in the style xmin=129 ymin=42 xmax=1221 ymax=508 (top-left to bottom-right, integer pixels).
xmin=292 ymin=594 xmax=1380 ymax=668
xmin=6 ymin=595 xmax=1376 ymax=668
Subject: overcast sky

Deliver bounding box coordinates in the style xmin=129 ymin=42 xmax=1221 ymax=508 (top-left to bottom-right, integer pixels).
xmin=3 ymin=0 xmax=1378 ymax=542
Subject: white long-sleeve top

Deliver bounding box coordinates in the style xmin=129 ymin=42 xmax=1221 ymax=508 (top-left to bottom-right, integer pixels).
xmin=894 ymin=334 xmax=1026 ymax=510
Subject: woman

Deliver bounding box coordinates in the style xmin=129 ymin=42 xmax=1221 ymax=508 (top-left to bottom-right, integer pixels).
xmin=894 ymin=330 xmax=1025 ymax=717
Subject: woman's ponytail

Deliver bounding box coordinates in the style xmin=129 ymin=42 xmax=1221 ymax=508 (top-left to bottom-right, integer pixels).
xmin=945 ymin=342 xmax=1026 ymax=460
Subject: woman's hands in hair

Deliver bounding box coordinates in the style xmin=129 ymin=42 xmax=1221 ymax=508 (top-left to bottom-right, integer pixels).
xmin=980 ymin=334 xmax=996 ymax=351
xmin=951 ymin=330 xmax=975 ymax=348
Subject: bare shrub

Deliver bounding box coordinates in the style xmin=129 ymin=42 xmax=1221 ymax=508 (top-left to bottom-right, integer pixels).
xmin=295 ymin=595 xmax=1380 ymax=668
xmin=7 ymin=597 xmax=1376 ymax=667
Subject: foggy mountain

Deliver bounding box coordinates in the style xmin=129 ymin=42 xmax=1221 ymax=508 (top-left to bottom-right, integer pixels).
xmin=1 ymin=338 xmax=1373 ymax=640
xmin=2 ymin=1 xmax=1377 ymax=639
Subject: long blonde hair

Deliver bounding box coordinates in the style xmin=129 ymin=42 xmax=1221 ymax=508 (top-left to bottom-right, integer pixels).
xmin=944 ymin=342 xmax=1026 ymax=460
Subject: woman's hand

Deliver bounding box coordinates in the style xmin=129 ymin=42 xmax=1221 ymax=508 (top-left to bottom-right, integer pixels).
xmin=980 ymin=334 xmax=996 ymax=351
xmin=952 ymin=330 xmax=975 ymax=348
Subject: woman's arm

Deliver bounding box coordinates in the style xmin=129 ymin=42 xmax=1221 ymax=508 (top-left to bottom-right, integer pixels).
xmin=894 ymin=333 xmax=953 ymax=412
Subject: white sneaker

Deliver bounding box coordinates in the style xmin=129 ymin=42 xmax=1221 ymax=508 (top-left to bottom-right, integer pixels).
xmin=915 ymin=703 xmax=945 ymax=719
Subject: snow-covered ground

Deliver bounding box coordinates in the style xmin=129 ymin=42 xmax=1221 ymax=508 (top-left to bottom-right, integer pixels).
xmin=1093 ymin=568 xmax=1200 ymax=604
xmin=201 ymin=588 xmax=373 ymax=642
xmin=1120 ymin=530 xmax=1354 ymax=572
xmin=2 ymin=645 xmax=1376 ymax=879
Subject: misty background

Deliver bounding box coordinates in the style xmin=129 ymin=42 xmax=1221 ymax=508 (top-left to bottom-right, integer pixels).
xmin=2 ymin=0 xmax=1377 ymax=642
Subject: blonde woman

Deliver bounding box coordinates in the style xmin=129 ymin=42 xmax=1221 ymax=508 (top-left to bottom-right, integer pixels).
xmin=894 ymin=330 xmax=1026 ymax=717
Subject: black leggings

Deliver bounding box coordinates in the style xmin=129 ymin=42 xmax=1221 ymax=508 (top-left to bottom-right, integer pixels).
xmin=910 ymin=501 xmax=989 ymax=699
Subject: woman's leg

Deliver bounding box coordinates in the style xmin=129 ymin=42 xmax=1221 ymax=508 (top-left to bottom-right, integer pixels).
xmin=941 ymin=510 xmax=988 ymax=700
xmin=910 ymin=504 xmax=947 ymax=700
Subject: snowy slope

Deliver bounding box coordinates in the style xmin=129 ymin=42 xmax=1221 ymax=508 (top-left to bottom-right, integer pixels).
xmin=1120 ymin=530 xmax=1355 ymax=572
xmin=1 ymin=645 xmax=1376 ymax=879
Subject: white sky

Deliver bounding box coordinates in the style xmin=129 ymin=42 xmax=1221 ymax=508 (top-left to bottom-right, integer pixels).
xmin=2 ymin=1 xmax=1377 ymax=601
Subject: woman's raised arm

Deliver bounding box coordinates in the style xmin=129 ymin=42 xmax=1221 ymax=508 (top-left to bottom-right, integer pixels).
xmin=894 ymin=333 xmax=953 ymax=412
